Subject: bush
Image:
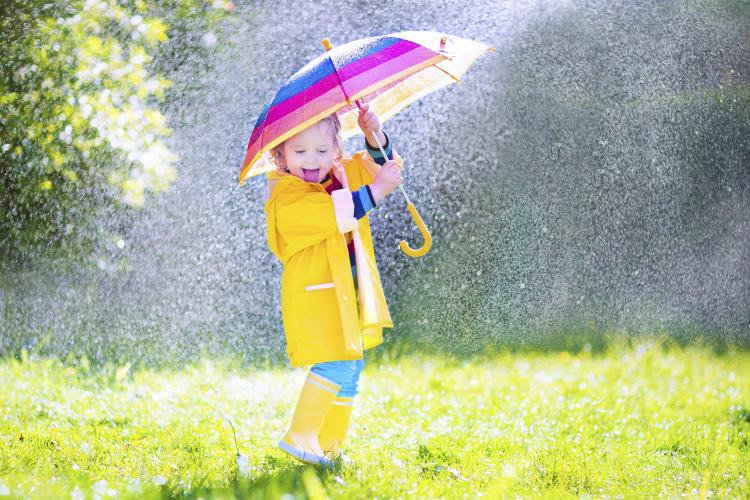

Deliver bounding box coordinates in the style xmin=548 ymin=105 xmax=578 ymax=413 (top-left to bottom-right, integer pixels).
xmin=0 ymin=0 xmax=235 ymax=262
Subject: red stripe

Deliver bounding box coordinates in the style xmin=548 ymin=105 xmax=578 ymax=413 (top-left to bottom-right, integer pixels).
xmin=263 ymin=71 xmax=343 ymax=129
xmin=261 ymin=41 xmax=420 ymax=130
xmin=245 ymin=85 xmax=345 ymax=164
xmin=247 ymin=49 xmax=439 ymax=159
xmin=243 ymin=45 xmax=442 ymax=173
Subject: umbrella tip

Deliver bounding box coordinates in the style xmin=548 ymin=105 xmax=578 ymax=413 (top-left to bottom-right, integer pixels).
xmin=322 ymin=38 xmax=333 ymax=51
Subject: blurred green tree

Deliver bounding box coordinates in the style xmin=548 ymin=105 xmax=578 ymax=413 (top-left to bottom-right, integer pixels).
xmin=0 ymin=0 xmax=234 ymax=262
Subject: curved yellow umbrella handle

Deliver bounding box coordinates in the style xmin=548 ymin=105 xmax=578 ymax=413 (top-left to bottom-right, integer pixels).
xmin=399 ymin=202 xmax=432 ymax=258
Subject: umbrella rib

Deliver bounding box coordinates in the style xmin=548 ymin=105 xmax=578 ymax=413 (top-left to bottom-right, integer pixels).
xmin=434 ymin=63 xmax=461 ymax=83
xmin=327 ymin=55 xmax=353 ymax=104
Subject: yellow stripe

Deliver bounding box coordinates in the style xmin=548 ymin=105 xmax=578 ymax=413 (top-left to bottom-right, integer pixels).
xmin=240 ymin=56 xmax=446 ymax=184
xmin=346 ymin=54 xmax=447 ymax=106
xmin=308 ymin=372 xmax=341 ymax=392
xmin=240 ymin=101 xmax=347 ymax=183
xmin=338 ymin=65 xmax=454 ymax=139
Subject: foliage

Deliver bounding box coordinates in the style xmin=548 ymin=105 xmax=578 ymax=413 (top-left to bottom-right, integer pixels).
xmin=0 ymin=0 xmax=235 ymax=261
xmin=0 ymin=337 xmax=748 ymax=497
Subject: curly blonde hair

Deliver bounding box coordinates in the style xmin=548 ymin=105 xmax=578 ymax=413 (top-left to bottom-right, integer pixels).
xmin=269 ymin=114 xmax=344 ymax=174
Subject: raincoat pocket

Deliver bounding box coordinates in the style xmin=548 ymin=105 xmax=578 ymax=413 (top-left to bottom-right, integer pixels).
xmin=293 ymin=284 xmax=341 ymax=343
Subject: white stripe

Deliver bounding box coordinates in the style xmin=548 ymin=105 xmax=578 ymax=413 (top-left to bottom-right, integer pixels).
xmin=307 ymin=378 xmax=339 ymax=394
xmin=305 ymin=282 xmax=335 ymax=291
xmin=278 ymin=440 xmax=332 ymax=466
xmin=333 ymin=400 xmax=354 ymax=406
xmin=308 ymin=372 xmax=340 ymax=390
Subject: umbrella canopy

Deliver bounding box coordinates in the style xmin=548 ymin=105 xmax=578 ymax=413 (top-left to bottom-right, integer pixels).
xmin=239 ymin=31 xmax=494 ymax=184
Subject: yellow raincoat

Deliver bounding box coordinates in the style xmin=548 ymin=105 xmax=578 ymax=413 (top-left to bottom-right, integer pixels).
xmin=265 ymin=150 xmax=403 ymax=367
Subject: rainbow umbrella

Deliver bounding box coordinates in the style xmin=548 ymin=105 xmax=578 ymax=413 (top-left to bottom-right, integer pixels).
xmin=240 ymin=31 xmax=494 ymax=257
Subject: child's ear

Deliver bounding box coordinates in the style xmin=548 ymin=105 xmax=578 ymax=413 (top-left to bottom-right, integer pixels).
xmin=274 ymin=150 xmax=286 ymax=169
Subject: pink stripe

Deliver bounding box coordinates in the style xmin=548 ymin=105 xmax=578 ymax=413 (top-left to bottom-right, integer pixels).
xmin=260 ymin=88 xmax=342 ymax=145
xmin=337 ymin=43 xmax=434 ymax=82
xmin=243 ymin=140 xmax=263 ymax=171
xmin=241 ymin=146 xmax=260 ymax=173
xmin=261 ymin=41 xmax=419 ymax=130
xmin=243 ymin=44 xmax=441 ymax=172
xmin=263 ymin=72 xmax=342 ymax=128
xmin=253 ymin=49 xmax=438 ymax=149
xmin=339 ymin=48 xmax=443 ymax=102
xmin=247 ymin=115 xmax=267 ymax=151
xmin=244 ymin=85 xmax=345 ymax=163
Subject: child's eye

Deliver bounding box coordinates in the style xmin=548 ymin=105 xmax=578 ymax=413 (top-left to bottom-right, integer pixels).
xmin=318 ymin=150 xmax=328 ymax=153
xmin=294 ymin=150 xmax=304 ymax=154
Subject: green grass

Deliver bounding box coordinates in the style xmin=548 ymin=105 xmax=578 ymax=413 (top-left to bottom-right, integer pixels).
xmin=1 ymin=336 xmax=749 ymax=498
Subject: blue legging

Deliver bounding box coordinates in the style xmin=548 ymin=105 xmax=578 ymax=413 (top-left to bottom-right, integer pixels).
xmin=310 ymin=357 xmax=365 ymax=398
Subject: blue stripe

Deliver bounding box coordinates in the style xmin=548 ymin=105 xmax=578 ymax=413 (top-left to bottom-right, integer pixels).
xmin=272 ymin=58 xmax=333 ymax=107
xmin=249 ymin=101 xmax=271 ymax=143
xmin=365 ymin=132 xmax=392 ymax=165
xmin=352 ymin=186 xmax=373 ymax=219
xmin=270 ymin=36 xmax=402 ymax=108
xmin=360 ymin=186 xmax=373 ymax=213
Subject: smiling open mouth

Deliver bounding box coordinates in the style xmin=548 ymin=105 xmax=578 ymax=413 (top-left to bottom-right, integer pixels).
xmin=302 ymin=168 xmax=319 ymax=183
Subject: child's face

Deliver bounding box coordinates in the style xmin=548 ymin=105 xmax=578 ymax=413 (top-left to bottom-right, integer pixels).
xmin=282 ymin=121 xmax=336 ymax=183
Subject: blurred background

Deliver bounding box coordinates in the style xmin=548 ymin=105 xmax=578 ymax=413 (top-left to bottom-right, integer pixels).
xmin=1 ymin=0 xmax=748 ymax=366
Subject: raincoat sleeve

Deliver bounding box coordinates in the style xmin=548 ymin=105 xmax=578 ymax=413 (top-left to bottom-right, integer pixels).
xmin=352 ymin=185 xmax=376 ymax=218
xmin=267 ymin=189 xmax=340 ymax=261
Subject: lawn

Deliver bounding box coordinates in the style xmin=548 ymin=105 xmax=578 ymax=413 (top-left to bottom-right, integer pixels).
xmin=1 ymin=336 xmax=748 ymax=498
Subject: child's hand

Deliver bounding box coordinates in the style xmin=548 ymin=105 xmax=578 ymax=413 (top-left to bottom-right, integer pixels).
xmin=357 ymin=102 xmax=387 ymax=148
xmin=357 ymin=102 xmax=380 ymax=136
xmin=370 ymin=160 xmax=403 ymax=204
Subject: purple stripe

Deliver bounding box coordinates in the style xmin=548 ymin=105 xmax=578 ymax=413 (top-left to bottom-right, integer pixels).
xmin=262 ymin=70 xmax=343 ymax=130
xmin=245 ymin=49 xmax=439 ymax=165
xmin=337 ymin=47 xmax=442 ymax=104
xmin=258 ymin=40 xmax=423 ymax=131
xmin=244 ymin=42 xmax=439 ymax=171
xmin=337 ymin=40 xmax=423 ymax=81
xmin=247 ymin=84 xmax=344 ymax=157
xmin=271 ymin=36 xmax=401 ymax=105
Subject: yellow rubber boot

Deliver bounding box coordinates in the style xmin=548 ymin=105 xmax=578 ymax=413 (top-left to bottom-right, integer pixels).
xmin=278 ymin=372 xmax=340 ymax=466
xmin=319 ymin=396 xmax=354 ymax=460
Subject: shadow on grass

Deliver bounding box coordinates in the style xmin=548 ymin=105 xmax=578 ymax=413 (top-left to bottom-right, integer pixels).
xmin=4 ymin=323 xmax=747 ymax=374
xmin=145 ymin=454 xmax=345 ymax=499
xmin=370 ymin=322 xmax=750 ymax=365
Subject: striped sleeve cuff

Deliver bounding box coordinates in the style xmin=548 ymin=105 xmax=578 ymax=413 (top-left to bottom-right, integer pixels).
xmin=365 ymin=131 xmax=392 ymax=166
xmin=352 ymin=185 xmax=376 ymax=219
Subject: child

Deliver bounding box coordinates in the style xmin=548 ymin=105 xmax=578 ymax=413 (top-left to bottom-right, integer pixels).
xmin=264 ymin=103 xmax=403 ymax=466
